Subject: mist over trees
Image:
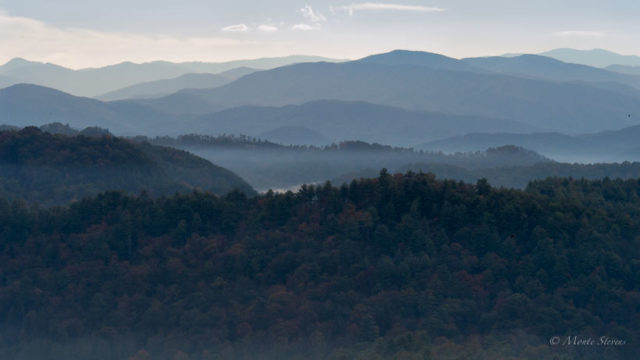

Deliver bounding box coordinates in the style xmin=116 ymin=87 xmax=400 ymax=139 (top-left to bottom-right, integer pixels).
xmin=144 ymin=133 xmax=640 ymax=193
xmin=3 ymin=47 xmax=640 ymax=359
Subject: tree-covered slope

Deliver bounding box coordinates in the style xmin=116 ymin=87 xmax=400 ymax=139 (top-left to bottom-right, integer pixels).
xmin=333 ymin=160 xmax=640 ymax=190
xmin=0 ymin=127 xmax=255 ymax=205
xmin=0 ymin=173 xmax=637 ymax=359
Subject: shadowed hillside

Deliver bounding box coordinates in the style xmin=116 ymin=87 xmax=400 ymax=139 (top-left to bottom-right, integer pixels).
xmin=0 ymin=127 xmax=255 ymax=205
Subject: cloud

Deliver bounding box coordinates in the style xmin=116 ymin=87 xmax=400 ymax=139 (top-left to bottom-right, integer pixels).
xmin=258 ymin=24 xmax=278 ymax=32
xmin=292 ymin=23 xmax=314 ymax=31
xmin=293 ymin=5 xmax=325 ymax=31
xmin=222 ymin=24 xmax=249 ymax=32
xmin=0 ymin=11 xmax=253 ymax=69
xmin=299 ymin=5 xmax=326 ymax=23
xmin=333 ymin=3 xmax=445 ymax=16
xmin=554 ymin=30 xmax=604 ymax=38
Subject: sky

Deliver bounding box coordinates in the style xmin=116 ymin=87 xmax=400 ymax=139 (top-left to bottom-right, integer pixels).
xmin=1 ymin=0 xmax=639 ymax=68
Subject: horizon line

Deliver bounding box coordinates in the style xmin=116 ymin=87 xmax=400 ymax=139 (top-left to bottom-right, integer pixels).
xmin=3 ymin=47 xmax=638 ymax=70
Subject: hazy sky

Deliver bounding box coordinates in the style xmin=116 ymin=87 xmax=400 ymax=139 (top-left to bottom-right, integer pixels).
xmin=1 ymin=0 xmax=639 ymax=68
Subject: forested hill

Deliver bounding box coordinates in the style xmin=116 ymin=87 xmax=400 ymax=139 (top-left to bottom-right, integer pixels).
xmin=0 ymin=127 xmax=255 ymax=205
xmin=0 ymin=172 xmax=637 ymax=359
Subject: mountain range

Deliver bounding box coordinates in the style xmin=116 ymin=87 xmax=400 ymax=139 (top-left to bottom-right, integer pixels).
xmin=187 ymin=100 xmax=537 ymax=146
xmin=4 ymin=49 xmax=640 ymax=144
xmin=132 ymin=50 xmax=640 ymax=134
xmin=0 ymin=55 xmax=343 ymax=97
xmin=0 ymin=84 xmax=176 ymax=135
xmin=462 ymin=54 xmax=640 ymax=93
xmin=0 ymin=84 xmax=536 ymax=143
xmin=503 ymin=48 xmax=640 ymax=68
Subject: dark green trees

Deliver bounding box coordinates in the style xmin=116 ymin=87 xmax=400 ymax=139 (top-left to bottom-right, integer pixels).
xmin=0 ymin=173 xmax=638 ymax=359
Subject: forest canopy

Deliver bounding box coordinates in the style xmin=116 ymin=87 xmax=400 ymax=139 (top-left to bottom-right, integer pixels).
xmin=0 ymin=127 xmax=255 ymax=205
xmin=0 ymin=172 xmax=638 ymax=359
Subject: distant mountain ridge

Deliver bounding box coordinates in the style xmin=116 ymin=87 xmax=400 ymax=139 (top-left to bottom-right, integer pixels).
xmin=0 ymin=55 xmax=345 ymax=97
xmin=418 ymin=124 xmax=640 ymax=163
xmin=5 ymin=49 xmax=640 ymax=143
xmin=187 ymin=100 xmax=536 ymax=146
xmin=521 ymin=48 xmax=640 ymax=68
xmin=97 ymin=68 xmax=257 ymax=101
xmin=0 ymin=84 xmax=536 ymax=146
xmin=0 ymin=84 xmax=179 ymax=135
xmin=462 ymin=54 xmax=640 ymax=91
xmin=360 ymin=49 xmax=480 ymax=72
xmin=135 ymin=50 xmax=640 ymax=133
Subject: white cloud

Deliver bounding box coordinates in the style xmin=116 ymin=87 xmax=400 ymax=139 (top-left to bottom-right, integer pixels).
xmin=221 ymin=24 xmax=249 ymax=32
xmin=554 ymin=30 xmax=604 ymax=38
xmin=0 ymin=11 xmax=253 ymax=69
xmin=334 ymin=3 xmax=445 ymax=16
xmin=299 ymin=5 xmax=326 ymax=23
xmin=292 ymin=23 xmax=314 ymax=31
xmin=258 ymin=24 xmax=279 ymax=32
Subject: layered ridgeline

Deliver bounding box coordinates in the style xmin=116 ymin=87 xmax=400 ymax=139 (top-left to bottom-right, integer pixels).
xmin=418 ymin=124 xmax=640 ymax=163
xmin=5 ymin=50 xmax=640 ymax=143
xmin=0 ymin=55 xmax=342 ymax=97
xmin=461 ymin=54 xmax=640 ymax=95
xmin=0 ymin=127 xmax=255 ymax=205
xmin=0 ymin=84 xmax=180 ymax=136
xmin=96 ymin=68 xmax=259 ymax=101
xmin=136 ymin=50 xmax=640 ymax=134
xmin=0 ymin=173 xmax=637 ymax=359
xmin=147 ymin=134 xmax=551 ymax=191
xmin=185 ymin=100 xmax=536 ymax=146
xmin=0 ymin=84 xmax=534 ymax=144
xmin=147 ymin=134 xmax=640 ymax=192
